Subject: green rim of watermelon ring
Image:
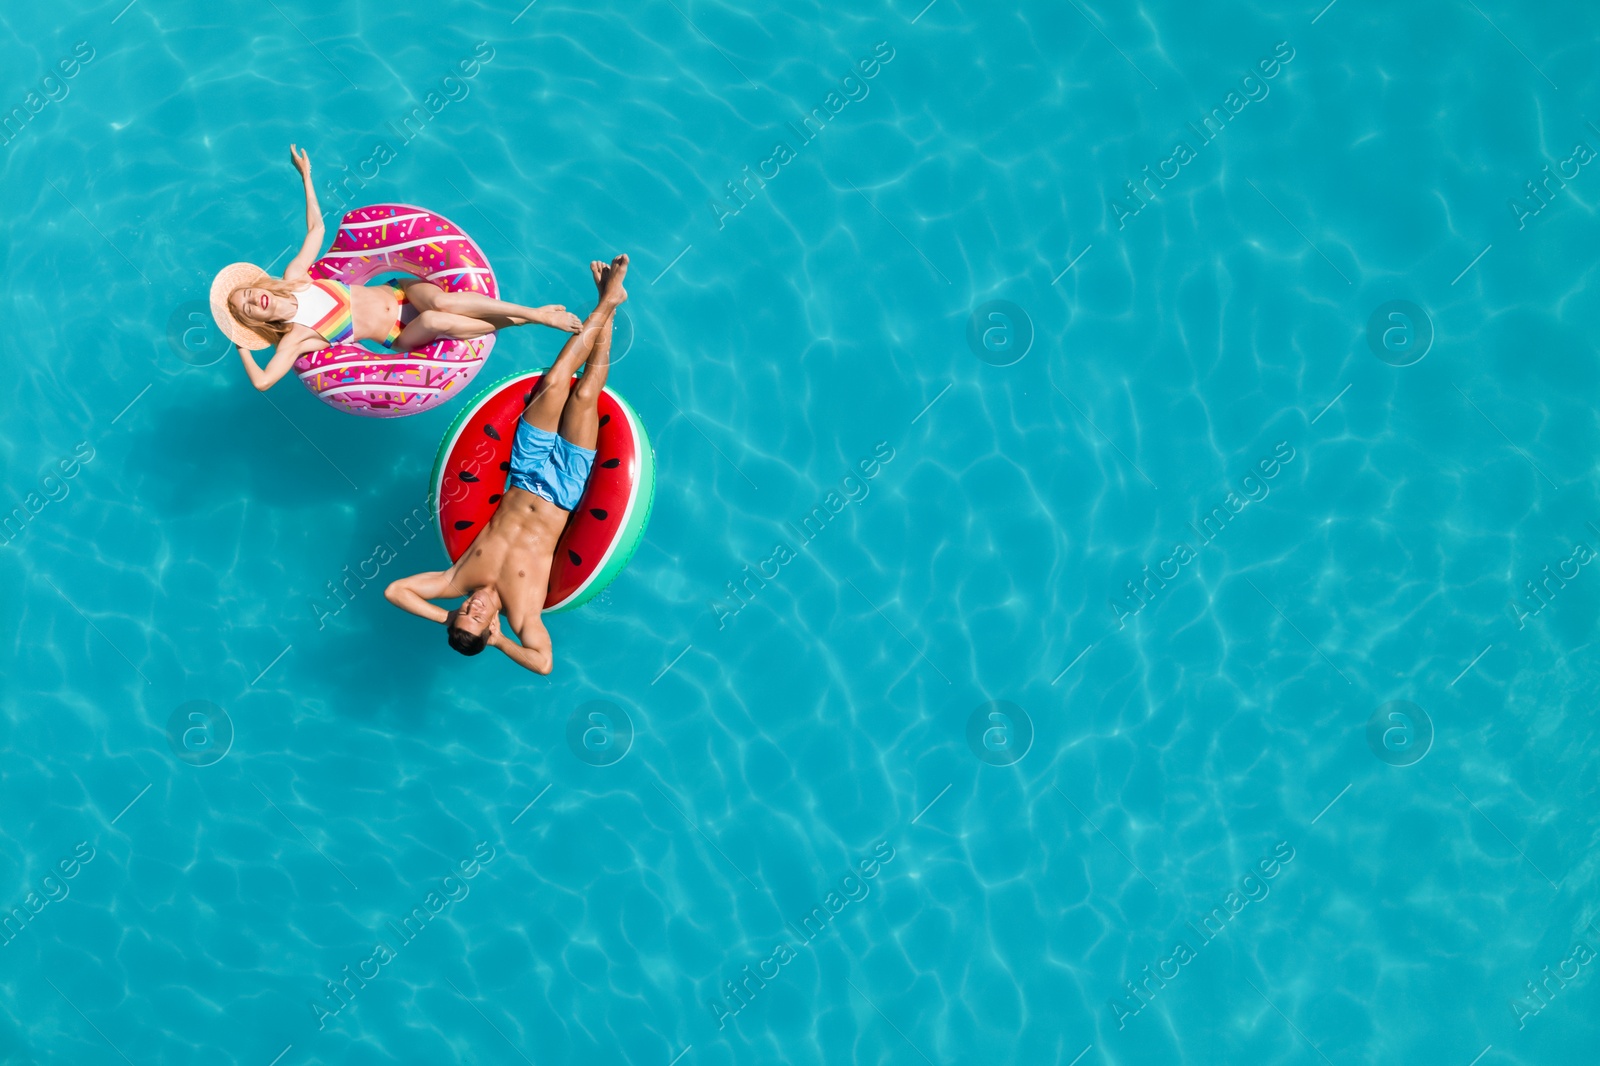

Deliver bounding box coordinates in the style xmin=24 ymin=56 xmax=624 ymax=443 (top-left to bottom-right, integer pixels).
xmin=556 ymin=387 xmax=655 ymax=613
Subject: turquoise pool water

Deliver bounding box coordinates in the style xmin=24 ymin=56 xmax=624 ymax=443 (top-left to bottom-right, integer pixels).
xmin=4 ymin=0 xmax=1600 ymax=1063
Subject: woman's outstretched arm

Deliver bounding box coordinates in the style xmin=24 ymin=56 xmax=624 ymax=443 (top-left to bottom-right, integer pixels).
xmin=283 ymin=144 xmax=325 ymax=283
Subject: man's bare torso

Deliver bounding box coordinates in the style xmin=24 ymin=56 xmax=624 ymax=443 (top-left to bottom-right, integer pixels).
xmin=447 ymin=486 xmax=570 ymax=634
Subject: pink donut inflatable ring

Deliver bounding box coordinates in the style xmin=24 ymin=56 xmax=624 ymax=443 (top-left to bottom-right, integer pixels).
xmin=296 ymin=203 xmax=499 ymax=418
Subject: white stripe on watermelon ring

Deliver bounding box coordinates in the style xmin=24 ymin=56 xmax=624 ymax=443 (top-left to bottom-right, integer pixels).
xmin=430 ymin=369 xmax=657 ymax=614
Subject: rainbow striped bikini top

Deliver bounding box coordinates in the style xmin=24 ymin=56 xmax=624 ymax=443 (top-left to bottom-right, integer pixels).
xmin=289 ymin=279 xmax=355 ymax=344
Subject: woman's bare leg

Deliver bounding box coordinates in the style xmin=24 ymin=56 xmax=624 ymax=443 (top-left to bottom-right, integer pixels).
xmin=393 ymin=309 xmax=495 ymax=352
xmin=522 ymin=255 xmax=628 ymax=434
xmin=402 ymin=281 xmax=580 ymax=332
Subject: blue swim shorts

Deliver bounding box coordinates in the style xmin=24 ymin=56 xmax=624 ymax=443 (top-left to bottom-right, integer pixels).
xmin=508 ymin=418 xmax=596 ymax=511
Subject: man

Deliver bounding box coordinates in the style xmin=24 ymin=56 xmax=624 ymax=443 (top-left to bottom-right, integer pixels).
xmin=384 ymin=254 xmax=628 ymax=674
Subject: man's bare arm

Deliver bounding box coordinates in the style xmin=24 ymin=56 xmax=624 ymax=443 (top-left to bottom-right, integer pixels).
xmin=384 ymin=570 xmax=461 ymax=624
xmin=488 ymin=615 xmax=553 ymax=675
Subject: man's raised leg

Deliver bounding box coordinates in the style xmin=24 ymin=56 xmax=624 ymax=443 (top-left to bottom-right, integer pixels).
xmin=521 ymin=255 xmax=629 ymax=433
xmin=558 ymin=257 xmax=627 ymax=450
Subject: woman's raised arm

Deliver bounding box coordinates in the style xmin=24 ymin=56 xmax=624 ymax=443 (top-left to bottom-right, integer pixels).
xmin=283 ymin=144 xmax=325 ymax=282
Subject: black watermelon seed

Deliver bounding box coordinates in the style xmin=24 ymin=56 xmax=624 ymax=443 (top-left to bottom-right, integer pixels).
xmin=453 ymin=520 xmax=475 ymax=530
xmin=567 ymin=549 xmax=582 ymax=566
xmin=458 ymin=470 xmax=480 ymax=483
xmin=589 ymin=508 xmax=608 ymax=520
xmin=500 ymin=461 xmax=511 ymax=471
xmin=483 ymin=424 xmax=501 ymax=441
xmin=600 ymin=457 xmax=621 ymax=469
xmin=489 ymin=493 xmax=502 ymax=504
xmin=599 ymin=414 xmax=610 ymax=427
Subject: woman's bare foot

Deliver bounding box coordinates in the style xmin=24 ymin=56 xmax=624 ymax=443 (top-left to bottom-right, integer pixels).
xmin=535 ymin=304 xmax=582 ymax=332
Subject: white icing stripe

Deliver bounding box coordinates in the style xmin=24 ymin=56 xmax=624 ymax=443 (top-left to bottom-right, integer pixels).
xmin=427 ymin=267 xmax=495 ymax=281
xmin=312 ymin=383 xmax=449 ymax=399
xmin=340 ymin=212 xmax=431 ymax=231
xmin=322 ymin=235 xmax=473 ymax=258
xmin=297 ymin=358 xmax=484 ymax=381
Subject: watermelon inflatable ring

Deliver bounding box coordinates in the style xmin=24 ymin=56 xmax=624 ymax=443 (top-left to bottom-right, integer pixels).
xmin=431 ymin=370 xmax=656 ymax=613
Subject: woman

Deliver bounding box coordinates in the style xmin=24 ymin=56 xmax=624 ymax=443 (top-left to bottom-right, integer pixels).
xmin=210 ymin=145 xmax=582 ymax=392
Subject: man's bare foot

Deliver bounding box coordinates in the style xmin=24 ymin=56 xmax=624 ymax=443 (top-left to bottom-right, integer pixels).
xmin=598 ymin=254 xmax=628 ymax=308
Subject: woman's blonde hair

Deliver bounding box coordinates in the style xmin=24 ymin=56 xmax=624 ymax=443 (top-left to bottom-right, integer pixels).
xmin=228 ymin=276 xmax=309 ymax=347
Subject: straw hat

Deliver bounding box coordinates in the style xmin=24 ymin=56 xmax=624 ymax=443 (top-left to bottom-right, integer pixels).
xmin=209 ymin=262 xmax=275 ymax=349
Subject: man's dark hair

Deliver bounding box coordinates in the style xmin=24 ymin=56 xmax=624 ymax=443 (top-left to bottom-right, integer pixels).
xmin=447 ymin=624 xmax=488 ymax=657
